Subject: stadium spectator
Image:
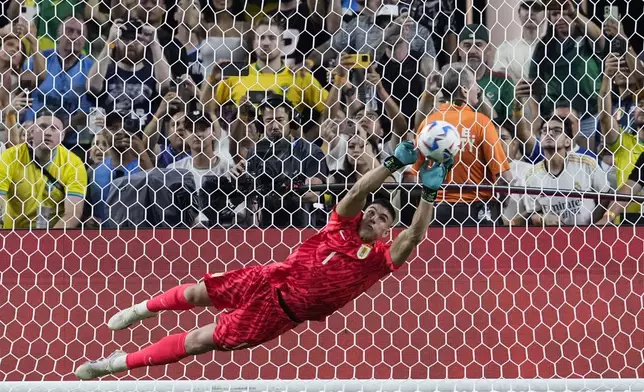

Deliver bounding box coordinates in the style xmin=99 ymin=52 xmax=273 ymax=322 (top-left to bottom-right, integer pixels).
xmin=88 ymin=19 xmax=171 ymax=130
xmin=530 ymin=0 xmax=605 ymax=151
xmin=494 ymin=0 xmax=546 ymax=81
xmin=310 ymin=2 xmax=434 ymax=69
xmin=0 ymin=21 xmax=43 ymax=124
xmin=458 ymin=24 xmax=515 ymax=123
xmin=87 ymin=112 xmax=154 ymax=225
xmin=376 ymin=23 xmax=434 ymax=125
xmin=515 ymin=97 xmax=597 ymax=164
xmin=245 ymin=94 xmax=328 ymax=227
xmin=353 ymin=66 xmax=408 ymax=162
xmin=498 ymin=121 xmax=532 ymax=226
xmin=167 ymin=110 xmax=236 ymax=226
xmin=31 ymin=0 xmax=83 ymax=51
xmin=164 ymin=0 xmax=208 ymax=84
xmin=326 ymin=130 xmax=398 ymax=210
xmin=600 ymin=64 xmax=644 ymax=224
xmin=398 ymin=0 xmax=463 ymax=66
xmin=413 ymin=63 xmax=512 ymax=226
xmin=155 ymin=111 xmax=190 ymax=169
xmin=268 ymin=0 xmax=332 ymax=67
xmin=598 ymin=149 xmax=644 ymax=225
xmin=0 ymin=110 xmax=87 ymax=229
xmin=202 ymin=17 xmax=330 ymax=119
xmin=524 ymin=113 xmax=609 ymax=226
xmin=200 ymin=0 xmax=248 ymax=79
xmin=167 ymin=110 xmax=233 ymax=188
xmin=88 ymin=129 xmax=109 ymax=165
xmin=23 ymin=15 xmax=94 ymax=149
xmin=0 ymin=0 xmax=19 ymax=30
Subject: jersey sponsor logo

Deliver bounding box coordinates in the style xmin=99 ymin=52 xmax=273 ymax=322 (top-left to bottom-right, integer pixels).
xmin=356 ymin=244 xmax=372 ymax=259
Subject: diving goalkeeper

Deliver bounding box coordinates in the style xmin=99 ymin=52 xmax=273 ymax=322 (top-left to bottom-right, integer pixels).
xmin=74 ymin=142 xmax=452 ymax=380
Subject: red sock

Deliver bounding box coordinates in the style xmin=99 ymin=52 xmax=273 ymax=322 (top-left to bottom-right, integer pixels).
xmin=125 ymin=331 xmax=190 ymax=369
xmin=147 ymin=284 xmax=195 ymax=312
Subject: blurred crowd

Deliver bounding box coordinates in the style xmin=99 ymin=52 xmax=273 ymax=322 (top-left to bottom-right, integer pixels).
xmin=0 ymin=0 xmax=642 ymax=229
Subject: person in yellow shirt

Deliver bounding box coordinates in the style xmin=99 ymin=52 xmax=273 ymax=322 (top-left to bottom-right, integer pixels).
xmin=202 ymin=16 xmax=330 ymax=118
xmin=0 ymin=111 xmax=87 ymax=229
xmin=600 ymin=55 xmax=644 ymax=224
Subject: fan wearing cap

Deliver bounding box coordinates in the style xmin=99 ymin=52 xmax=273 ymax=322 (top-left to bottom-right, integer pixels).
xmin=493 ymin=0 xmax=546 ymax=80
xmin=87 ymin=18 xmax=171 ymax=130
xmin=457 ymin=24 xmax=516 ymax=123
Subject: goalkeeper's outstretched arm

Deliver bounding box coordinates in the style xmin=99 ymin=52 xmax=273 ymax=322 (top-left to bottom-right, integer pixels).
xmin=336 ymin=142 xmax=420 ymax=218
xmin=389 ymin=198 xmax=434 ymax=266
xmin=335 ymin=165 xmax=398 ymax=218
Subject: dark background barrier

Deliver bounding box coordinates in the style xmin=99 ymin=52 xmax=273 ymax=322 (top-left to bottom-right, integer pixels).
xmin=0 ymin=227 xmax=642 ymax=381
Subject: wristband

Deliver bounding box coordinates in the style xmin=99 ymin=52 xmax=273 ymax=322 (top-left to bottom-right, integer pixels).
xmin=383 ymin=155 xmax=406 ymax=172
xmin=421 ymin=187 xmax=437 ymax=203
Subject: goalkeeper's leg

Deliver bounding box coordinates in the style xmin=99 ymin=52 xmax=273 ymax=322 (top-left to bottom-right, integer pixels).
xmin=107 ymin=283 xmax=210 ymax=330
xmin=74 ymin=323 xmax=218 ymax=380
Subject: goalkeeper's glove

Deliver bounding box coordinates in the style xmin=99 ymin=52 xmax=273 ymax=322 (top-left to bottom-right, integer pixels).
xmin=419 ymin=158 xmax=454 ymax=203
xmin=384 ymin=141 xmax=418 ymax=172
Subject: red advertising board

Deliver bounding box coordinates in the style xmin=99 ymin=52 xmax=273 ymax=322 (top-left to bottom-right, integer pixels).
xmin=0 ymin=227 xmax=642 ymax=380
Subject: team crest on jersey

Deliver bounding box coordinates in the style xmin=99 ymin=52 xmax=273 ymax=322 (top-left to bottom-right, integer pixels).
xmin=357 ymin=244 xmax=372 ymax=259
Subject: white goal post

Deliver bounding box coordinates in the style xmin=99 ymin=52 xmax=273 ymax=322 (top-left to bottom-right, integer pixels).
xmin=2 ymin=380 xmax=644 ymax=392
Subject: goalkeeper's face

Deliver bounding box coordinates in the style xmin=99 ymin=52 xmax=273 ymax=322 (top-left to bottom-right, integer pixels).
xmin=359 ymin=204 xmax=393 ymax=242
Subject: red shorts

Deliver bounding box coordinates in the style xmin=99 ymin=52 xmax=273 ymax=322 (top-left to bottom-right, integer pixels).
xmin=203 ymin=266 xmax=299 ymax=350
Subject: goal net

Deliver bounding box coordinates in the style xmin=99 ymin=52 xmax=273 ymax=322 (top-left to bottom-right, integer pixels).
xmin=0 ymin=0 xmax=643 ymax=388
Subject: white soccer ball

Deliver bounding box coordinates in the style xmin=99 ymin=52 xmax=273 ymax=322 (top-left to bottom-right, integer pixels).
xmin=416 ymin=120 xmax=461 ymax=163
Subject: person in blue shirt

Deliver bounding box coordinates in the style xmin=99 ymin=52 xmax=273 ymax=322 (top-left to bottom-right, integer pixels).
xmin=87 ymin=112 xmax=154 ymax=225
xmin=23 ymin=15 xmax=95 ymax=148
xmin=157 ymin=111 xmax=191 ymax=168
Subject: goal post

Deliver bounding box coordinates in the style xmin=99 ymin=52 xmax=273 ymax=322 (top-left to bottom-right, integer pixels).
xmin=2 ymin=379 xmax=644 ymax=392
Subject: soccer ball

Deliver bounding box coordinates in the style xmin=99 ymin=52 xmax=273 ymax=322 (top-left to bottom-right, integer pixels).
xmin=416 ymin=120 xmax=461 ymax=163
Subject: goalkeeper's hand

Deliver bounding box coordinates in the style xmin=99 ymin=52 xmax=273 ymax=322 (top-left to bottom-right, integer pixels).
xmin=420 ymin=157 xmax=454 ymax=203
xmin=384 ymin=141 xmax=419 ymax=172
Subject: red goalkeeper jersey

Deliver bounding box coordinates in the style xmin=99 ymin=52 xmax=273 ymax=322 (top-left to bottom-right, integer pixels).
xmin=266 ymin=208 xmax=398 ymax=322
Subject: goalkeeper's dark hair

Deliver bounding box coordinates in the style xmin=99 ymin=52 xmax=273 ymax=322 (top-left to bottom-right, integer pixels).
xmin=440 ymin=62 xmax=475 ymax=105
xmin=367 ymin=198 xmax=397 ymax=224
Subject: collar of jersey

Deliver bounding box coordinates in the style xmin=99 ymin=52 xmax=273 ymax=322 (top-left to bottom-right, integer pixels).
xmin=253 ymin=62 xmax=287 ymax=74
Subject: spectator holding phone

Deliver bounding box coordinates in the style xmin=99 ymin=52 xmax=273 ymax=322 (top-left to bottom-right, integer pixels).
xmin=457 ymin=24 xmax=516 ymax=123
xmin=23 ymin=15 xmax=93 ymax=149
xmin=494 ymin=0 xmax=546 ymax=81
xmin=530 ymin=0 xmax=605 ymax=151
xmin=88 ymin=19 xmax=171 ymax=130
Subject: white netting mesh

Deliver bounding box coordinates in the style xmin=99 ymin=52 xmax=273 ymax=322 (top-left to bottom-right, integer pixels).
xmin=0 ymin=0 xmax=642 ymax=384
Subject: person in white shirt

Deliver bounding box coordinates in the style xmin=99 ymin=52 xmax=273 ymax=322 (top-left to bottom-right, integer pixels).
xmin=168 ymin=110 xmax=237 ymax=226
xmin=168 ymin=110 xmax=234 ymax=189
xmin=524 ymin=114 xmax=610 ymax=226
xmin=494 ymin=0 xmax=547 ymax=81
xmin=499 ymin=122 xmax=533 ymax=225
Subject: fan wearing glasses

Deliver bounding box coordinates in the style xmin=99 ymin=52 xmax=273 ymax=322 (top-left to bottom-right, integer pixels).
xmin=523 ymin=114 xmax=610 ymax=226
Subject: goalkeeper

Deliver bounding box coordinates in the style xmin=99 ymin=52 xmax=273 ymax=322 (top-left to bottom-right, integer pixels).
xmin=74 ymin=142 xmax=452 ymax=380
